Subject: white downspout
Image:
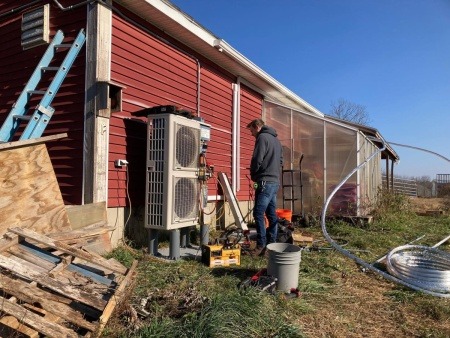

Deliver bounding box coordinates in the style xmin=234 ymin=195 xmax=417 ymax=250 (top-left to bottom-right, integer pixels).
xmin=323 ymin=121 xmax=327 ymax=199
xmin=232 ymin=78 xmax=241 ymax=193
xmin=356 ymin=132 xmax=361 ymax=216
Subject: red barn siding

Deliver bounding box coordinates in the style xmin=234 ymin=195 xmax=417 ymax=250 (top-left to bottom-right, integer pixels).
xmin=110 ymin=13 xmax=202 ymax=207
xmin=237 ymin=86 xmax=264 ymax=200
xmin=1 ymin=2 xmax=275 ymax=212
xmin=198 ymin=68 xmax=234 ymax=196
xmin=0 ymin=1 xmax=87 ymax=205
xmin=110 ymin=8 xmax=238 ymax=207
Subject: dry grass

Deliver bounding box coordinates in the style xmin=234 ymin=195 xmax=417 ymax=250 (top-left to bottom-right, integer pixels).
xmin=409 ymin=197 xmax=449 ymax=213
xmin=298 ymin=254 xmax=450 ymax=337
xmin=105 ymin=196 xmax=450 ymax=338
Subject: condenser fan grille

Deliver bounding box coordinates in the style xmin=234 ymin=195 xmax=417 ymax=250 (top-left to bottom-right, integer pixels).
xmin=145 ymin=113 xmax=203 ymax=230
xmin=175 ymin=125 xmax=199 ymax=168
xmin=173 ymin=177 xmax=199 ymax=220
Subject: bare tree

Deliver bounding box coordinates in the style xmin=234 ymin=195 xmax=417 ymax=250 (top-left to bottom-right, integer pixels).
xmin=329 ymin=98 xmax=371 ymax=125
xmin=416 ymin=175 xmax=432 ymax=183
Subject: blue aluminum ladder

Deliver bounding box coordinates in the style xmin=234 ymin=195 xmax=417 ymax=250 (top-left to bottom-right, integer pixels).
xmin=0 ymin=29 xmax=86 ymax=142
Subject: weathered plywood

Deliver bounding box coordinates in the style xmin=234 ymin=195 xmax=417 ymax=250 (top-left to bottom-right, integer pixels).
xmin=65 ymin=201 xmax=107 ymax=229
xmin=0 ymin=133 xmax=67 ymax=152
xmin=0 ymin=143 xmax=71 ymax=236
xmin=48 ymin=221 xmax=112 ymax=241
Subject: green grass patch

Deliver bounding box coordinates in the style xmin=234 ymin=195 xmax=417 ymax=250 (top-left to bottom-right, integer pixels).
xmin=105 ymin=194 xmax=450 ymax=337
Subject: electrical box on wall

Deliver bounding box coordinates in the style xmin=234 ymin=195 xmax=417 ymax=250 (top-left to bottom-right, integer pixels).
xmin=145 ymin=113 xmax=207 ymax=230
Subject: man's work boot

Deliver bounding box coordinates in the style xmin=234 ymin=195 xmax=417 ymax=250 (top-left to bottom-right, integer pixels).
xmin=248 ymin=246 xmax=266 ymax=257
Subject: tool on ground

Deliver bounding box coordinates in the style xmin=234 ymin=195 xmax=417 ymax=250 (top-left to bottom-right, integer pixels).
xmin=201 ymin=243 xmax=241 ymax=267
xmin=283 ymin=288 xmax=301 ymax=299
xmin=201 ymin=226 xmax=243 ymax=267
xmin=239 ymin=268 xmax=277 ymax=294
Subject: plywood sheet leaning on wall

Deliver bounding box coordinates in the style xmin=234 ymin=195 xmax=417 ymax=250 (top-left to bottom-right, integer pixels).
xmin=0 ymin=134 xmax=71 ymax=236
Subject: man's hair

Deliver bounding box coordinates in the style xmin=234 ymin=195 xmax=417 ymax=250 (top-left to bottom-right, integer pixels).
xmin=246 ymin=118 xmax=265 ymax=129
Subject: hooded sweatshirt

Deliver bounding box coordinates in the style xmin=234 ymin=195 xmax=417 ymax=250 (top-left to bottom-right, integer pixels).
xmin=250 ymin=125 xmax=283 ymax=182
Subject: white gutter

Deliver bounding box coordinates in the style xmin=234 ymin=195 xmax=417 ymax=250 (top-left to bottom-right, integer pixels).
xmin=151 ymin=0 xmax=217 ymax=43
xmin=139 ymin=0 xmax=324 ymax=116
xmin=213 ymin=39 xmax=324 ymax=117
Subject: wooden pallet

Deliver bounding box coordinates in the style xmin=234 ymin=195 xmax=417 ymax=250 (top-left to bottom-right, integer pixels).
xmin=0 ymin=227 xmax=137 ymax=337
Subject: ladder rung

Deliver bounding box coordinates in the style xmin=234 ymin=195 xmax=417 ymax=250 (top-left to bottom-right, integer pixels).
xmin=41 ymin=66 xmax=59 ymax=72
xmin=284 ymin=198 xmax=298 ymax=202
xmin=54 ymin=43 xmax=72 ymax=48
xmin=0 ymin=29 xmax=86 ymax=143
xmin=283 ymin=185 xmax=295 ymax=188
xmin=13 ymin=115 xmax=31 ymax=121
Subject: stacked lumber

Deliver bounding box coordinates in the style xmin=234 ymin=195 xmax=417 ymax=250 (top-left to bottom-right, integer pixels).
xmin=0 ymin=227 xmax=136 ymax=337
xmin=0 ymin=135 xmax=134 ymax=337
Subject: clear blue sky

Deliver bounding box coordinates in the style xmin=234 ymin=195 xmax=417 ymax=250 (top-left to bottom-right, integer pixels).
xmin=170 ymin=0 xmax=450 ymax=180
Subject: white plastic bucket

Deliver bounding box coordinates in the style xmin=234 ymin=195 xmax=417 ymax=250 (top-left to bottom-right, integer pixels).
xmin=266 ymin=243 xmax=302 ymax=292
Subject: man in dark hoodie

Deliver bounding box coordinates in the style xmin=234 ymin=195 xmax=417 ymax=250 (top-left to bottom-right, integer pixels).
xmin=246 ymin=118 xmax=283 ymax=256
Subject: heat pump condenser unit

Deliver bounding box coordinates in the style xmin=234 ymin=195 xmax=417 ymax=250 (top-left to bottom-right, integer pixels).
xmin=145 ymin=113 xmax=201 ymax=230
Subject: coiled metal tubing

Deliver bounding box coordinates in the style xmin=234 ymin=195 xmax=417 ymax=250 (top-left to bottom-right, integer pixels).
xmin=386 ymin=245 xmax=450 ymax=293
xmin=320 ymin=136 xmax=450 ymax=297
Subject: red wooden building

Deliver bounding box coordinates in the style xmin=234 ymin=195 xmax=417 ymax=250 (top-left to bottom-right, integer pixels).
xmin=0 ymin=1 xmax=396 ymax=247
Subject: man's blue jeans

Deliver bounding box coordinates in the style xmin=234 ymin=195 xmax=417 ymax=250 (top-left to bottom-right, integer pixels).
xmin=253 ymin=181 xmax=279 ymax=248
